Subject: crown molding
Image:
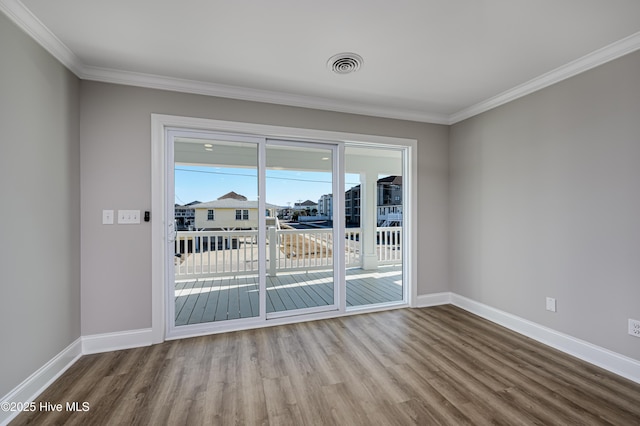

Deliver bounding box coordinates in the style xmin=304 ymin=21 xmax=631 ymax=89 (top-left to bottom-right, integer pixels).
xmin=3 ymin=1 xmax=639 ymax=126
xmin=0 ymin=0 xmax=445 ymax=124
xmin=80 ymin=65 xmax=451 ymax=124
xmin=0 ymin=0 xmax=84 ymax=75
xmin=449 ymin=30 xmax=640 ymax=124
xmin=1 ymin=0 xmax=449 ymax=124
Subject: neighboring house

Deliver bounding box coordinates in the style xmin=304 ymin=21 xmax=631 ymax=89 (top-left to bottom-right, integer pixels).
xmin=192 ymin=191 xmax=278 ymax=230
xmin=344 ymin=185 xmax=361 ymax=226
xmin=376 ymin=176 xmax=403 ymax=226
xmin=318 ymin=194 xmax=333 ymax=219
xmin=174 ymin=200 xmax=200 ymax=230
xmin=293 ymin=199 xmax=318 ymax=214
xmin=342 ymin=176 xmax=403 ymax=227
xmin=377 ymin=175 xmax=402 ymax=206
xmin=276 ymin=205 xmax=292 ymax=220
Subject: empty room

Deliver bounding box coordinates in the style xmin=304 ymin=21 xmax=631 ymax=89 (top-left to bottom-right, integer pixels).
xmin=1 ymin=1 xmax=639 ymax=424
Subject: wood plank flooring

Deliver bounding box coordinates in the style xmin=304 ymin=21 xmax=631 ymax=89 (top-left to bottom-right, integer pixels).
xmin=175 ymin=266 xmax=403 ymax=325
xmin=11 ymin=305 xmax=640 ymax=425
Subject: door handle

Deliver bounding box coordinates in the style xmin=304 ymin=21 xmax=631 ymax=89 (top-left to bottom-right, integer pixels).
xmin=168 ymin=222 xmax=176 ymax=243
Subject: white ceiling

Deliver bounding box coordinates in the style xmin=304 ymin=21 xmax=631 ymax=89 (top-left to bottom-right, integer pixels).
xmin=6 ymin=0 xmax=640 ymax=124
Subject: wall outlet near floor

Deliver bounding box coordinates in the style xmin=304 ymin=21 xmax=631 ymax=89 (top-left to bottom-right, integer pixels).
xmin=546 ymin=297 xmax=557 ymax=312
xmin=629 ymin=319 xmax=640 ymax=338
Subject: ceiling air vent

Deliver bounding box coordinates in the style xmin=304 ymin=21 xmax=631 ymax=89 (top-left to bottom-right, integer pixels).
xmin=327 ymin=53 xmax=363 ymax=74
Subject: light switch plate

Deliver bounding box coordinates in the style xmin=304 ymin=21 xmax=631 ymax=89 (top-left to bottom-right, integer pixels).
xmin=118 ymin=209 xmax=140 ymax=224
xmin=102 ymin=210 xmax=114 ymax=225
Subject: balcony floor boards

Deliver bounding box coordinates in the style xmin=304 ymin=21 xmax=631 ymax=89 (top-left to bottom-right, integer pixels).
xmin=11 ymin=305 xmax=640 ymax=425
xmin=175 ymin=265 xmax=403 ymax=326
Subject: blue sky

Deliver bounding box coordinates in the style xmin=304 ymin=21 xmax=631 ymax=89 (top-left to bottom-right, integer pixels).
xmin=175 ymin=166 xmax=360 ymax=206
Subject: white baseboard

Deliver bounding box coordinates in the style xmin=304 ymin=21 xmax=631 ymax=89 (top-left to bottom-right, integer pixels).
xmin=0 ymin=328 xmax=153 ymax=425
xmin=3 ymin=299 xmax=638 ymax=426
xmin=450 ymin=293 xmax=640 ymax=385
xmin=414 ymin=292 xmax=451 ymax=307
xmin=81 ymin=328 xmax=153 ymax=354
xmin=0 ymin=338 xmax=82 ymax=426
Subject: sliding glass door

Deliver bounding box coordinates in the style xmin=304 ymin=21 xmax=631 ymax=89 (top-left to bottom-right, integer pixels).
xmin=169 ymin=131 xmax=264 ymax=330
xmin=165 ymin=128 xmax=406 ymax=336
xmin=265 ymin=142 xmax=339 ymax=318
xmin=344 ymin=146 xmax=404 ymax=308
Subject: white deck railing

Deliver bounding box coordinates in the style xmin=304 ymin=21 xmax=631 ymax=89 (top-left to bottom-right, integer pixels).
xmin=377 ymin=227 xmax=402 ymax=264
xmin=174 ymin=226 xmax=401 ymax=279
xmin=174 ymin=230 xmax=259 ymax=279
xmin=270 ymin=227 xmax=334 ymax=274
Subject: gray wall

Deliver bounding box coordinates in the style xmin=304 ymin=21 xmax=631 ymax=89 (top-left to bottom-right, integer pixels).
xmin=80 ymin=81 xmax=449 ymax=335
xmin=7 ymin=0 xmax=638 ymax=398
xmin=0 ymin=14 xmax=81 ymax=396
xmin=450 ymin=51 xmax=640 ymax=360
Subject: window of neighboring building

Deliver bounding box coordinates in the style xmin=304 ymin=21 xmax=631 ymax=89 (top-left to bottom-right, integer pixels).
xmin=207 ymin=209 xmax=215 ymax=221
xmin=235 ymin=209 xmax=249 ymax=220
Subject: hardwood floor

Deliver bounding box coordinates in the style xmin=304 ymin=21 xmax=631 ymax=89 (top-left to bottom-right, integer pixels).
xmin=11 ymin=305 xmax=640 ymax=425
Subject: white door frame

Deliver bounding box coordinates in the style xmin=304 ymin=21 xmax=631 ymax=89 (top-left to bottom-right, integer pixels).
xmin=151 ymin=114 xmax=417 ymax=343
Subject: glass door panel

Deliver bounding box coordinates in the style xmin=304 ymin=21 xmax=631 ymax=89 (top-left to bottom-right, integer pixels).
xmin=265 ymin=142 xmax=337 ymax=316
xmin=172 ymin=135 xmax=260 ymax=326
xmin=344 ymin=146 xmax=404 ymax=308
xmin=165 ymin=127 xmax=411 ymax=338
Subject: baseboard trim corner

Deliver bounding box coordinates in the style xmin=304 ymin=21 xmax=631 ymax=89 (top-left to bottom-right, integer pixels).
xmin=0 ymin=338 xmax=82 ymax=426
xmin=414 ymin=292 xmax=451 ymax=308
xmin=82 ymin=328 xmax=154 ymax=355
xmin=450 ymin=293 xmax=640 ymax=384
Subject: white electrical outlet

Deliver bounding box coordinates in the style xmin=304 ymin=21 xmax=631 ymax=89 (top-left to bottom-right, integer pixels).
xmin=546 ymin=297 xmax=557 ymax=312
xmin=629 ymin=319 xmax=640 ymax=338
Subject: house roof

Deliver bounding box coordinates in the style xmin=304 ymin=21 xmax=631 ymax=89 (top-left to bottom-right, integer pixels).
xmin=175 ymin=200 xmax=202 ymax=209
xmin=377 ymin=176 xmax=402 ymax=185
xmin=217 ymin=191 xmax=246 ymax=201
xmin=193 ymin=199 xmax=279 ymax=210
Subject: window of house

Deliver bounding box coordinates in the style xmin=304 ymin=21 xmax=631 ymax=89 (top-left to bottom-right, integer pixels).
xmin=235 ymin=209 xmax=249 ymax=220
xmin=207 ymin=209 xmax=215 ymax=221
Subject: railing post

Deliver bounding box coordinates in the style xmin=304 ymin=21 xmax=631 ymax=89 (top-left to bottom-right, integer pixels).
xmin=361 ymin=173 xmax=379 ymax=270
xmin=269 ymin=226 xmax=277 ymax=276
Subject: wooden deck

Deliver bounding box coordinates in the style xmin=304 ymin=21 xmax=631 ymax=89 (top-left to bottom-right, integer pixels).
xmin=175 ymin=265 xmax=402 ymax=326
